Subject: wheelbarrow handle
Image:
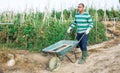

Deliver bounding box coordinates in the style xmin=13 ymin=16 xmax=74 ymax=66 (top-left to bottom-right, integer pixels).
xmin=78 ymin=33 xmax=86 ymax=43
xmin=64 ymin=32 xmax=86 ymax=42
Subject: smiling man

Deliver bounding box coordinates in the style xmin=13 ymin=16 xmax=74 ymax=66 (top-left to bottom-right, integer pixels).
xmin=67 ymin=3 xmax=94 ymax=64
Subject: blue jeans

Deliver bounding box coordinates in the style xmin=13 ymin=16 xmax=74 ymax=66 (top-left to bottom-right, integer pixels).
xmin=76 ymin=33 xmax=89 ymax=51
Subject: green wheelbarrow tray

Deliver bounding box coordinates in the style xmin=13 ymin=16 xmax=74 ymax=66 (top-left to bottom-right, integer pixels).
xmin=42 ymin=33 xmax=85 ymax=71
xmin=42 ymin=40 xmax=79 ymax=56
xmin=42 ymin=40 xmax=79 ymax=71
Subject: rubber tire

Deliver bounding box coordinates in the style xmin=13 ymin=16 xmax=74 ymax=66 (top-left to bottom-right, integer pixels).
xmin=49 ymin=57 xmax=61 ymax=71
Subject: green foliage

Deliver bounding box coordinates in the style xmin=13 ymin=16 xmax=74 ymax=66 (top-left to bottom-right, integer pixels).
xmin=1 ymin=7 xmax=119 ymax=51
xmin=88 ymin=22 xmax=107 ymax=44
xmin=106 ymin=10 xmax=113 ymax=18
xmin=63 ymin=9 xmax=70 ymax=20
xmin=14 ymin=13 xmax=21 ymax=25
xmin=71 ymin=9 xmax=77 ymax=18
xmin=51 ymin=10 xmax=56 ymax=18
xmin=89 ymin=8 xmax=96 ymax=16
xmin=56 ymin=11 xmax=61 ymax=19
xmin=97 ymin=9 xmax=104 ymax=21
xmin=0 ymin=25 xmax=4 ymax=31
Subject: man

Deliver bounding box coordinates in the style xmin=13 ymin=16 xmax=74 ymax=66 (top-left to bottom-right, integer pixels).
xmin=67 ymin=3 xmax=94 ymax=64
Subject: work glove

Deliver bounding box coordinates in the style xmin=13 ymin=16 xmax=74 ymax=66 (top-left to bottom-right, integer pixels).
xmin=67 ymin=27 xmax=72 ymax=33
xmin=85 ymin=28 xmax=91 ymax=34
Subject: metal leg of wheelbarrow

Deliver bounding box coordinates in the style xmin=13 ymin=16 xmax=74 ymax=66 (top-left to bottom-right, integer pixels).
xmin=65 ymin=55 xmax=74 ymax=63
xmin=65 ymin=51 xmax=77 ymax=63
xmin=73 ymin=48 xmax=78 ymax=62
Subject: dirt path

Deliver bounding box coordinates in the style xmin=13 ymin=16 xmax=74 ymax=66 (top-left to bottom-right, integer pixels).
xmin=0 ymin=38 xmax=120 ymax=73
xmin=38 ymin=43 xmax=120 ymax=73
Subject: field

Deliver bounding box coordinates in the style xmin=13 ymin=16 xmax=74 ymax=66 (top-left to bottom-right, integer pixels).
xmin=0 ymin=7 xmax=120 ymax=73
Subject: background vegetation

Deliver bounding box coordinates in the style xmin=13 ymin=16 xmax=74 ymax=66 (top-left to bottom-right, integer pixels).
xmin=0 ymin=7 xmax=119 ymax=51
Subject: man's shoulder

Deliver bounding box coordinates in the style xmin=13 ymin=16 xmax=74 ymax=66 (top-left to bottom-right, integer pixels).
xmin=84 ymin=12 xmax=91 ymax=18
xmin=83 ymin=12 xmax=90 ymax=15
xmin=75 ymin=12 xmax=80 ymax=15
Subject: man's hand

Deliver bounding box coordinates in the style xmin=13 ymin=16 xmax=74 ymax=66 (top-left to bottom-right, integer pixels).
xmin=67 ymin=27 xmax=72 ymax=33
xmin=85 ymin=28 xmax=91 ymax=34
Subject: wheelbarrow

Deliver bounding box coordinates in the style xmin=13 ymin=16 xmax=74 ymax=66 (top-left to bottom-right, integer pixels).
xmin=42 ymin=33 xmax=85 ymax=71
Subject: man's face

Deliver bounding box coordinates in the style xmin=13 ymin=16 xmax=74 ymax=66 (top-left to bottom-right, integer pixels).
xmin=78 ymin=4 xmax=84 ymax=12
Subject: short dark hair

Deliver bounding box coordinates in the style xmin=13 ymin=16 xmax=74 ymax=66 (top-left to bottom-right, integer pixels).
xmin=79 ymin=3 xmax=84 ymax=7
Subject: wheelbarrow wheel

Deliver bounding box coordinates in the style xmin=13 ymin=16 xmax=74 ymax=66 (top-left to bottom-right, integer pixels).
xmin=49 ymin=57 xmax=61 ymax=71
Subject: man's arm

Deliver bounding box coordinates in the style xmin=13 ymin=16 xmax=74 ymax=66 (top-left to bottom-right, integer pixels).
xmin=70 ymin=20 xmax=77 ymax=29
xmin=88 ymin=15 xmax=94 ymax=30
xmin=67 ymin=14 xmax=77 ymax=33
xmin=67 ymin=19 xmax=76 ymax=33
xmin=85 ymin=15 xmax=94 ymax=34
